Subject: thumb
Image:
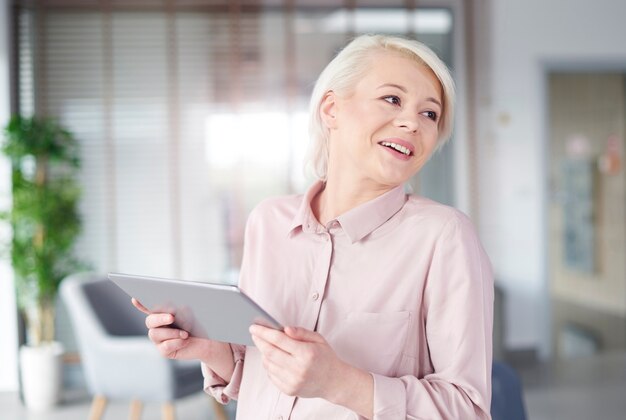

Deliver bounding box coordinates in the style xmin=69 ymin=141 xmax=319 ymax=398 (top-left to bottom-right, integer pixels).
xmin=284 ymin=326 xmax=325 ymax=343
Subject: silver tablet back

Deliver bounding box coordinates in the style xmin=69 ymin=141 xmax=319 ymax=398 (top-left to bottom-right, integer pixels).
xmin=108 ymin=272 xmax=282 ymax=346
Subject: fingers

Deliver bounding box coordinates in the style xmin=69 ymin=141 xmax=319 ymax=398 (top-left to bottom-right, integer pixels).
xmin=132 ymin=298 xmax=193 ymax=360
xmin=148 ymin=327 xmax=189 ymax=344
xmin=252 ymin=334 xmax=289 ymax=360
xmin=158 ymin=338 xmax=189 ymax=359
xmin=252 ymin=334 xmax=312 ymax=398
xmin=265 ymin=368 xmax=297 ymax=396
xmin=148 ymin=327 xmax=190 ymax=359
xmin=145 ymin=313 xmax=175 ymax=329
xmin=252 ymin=334 xmax=298 ymax=379
xmin=251 ymin=326 xmax=338 ymax=400
xmin=250 ymin=325 xmax=301 ymax=354
xmin=132 ymin=300 xmax=178 ymax=332
xmin=131 ymin=298 xmax=151 ymax=315
xmin=284 ymin=326 xmax=326 ymax=344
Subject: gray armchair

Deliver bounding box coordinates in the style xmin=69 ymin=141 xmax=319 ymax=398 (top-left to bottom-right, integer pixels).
xmin=60 ymin=272 xmax=228 ymax=420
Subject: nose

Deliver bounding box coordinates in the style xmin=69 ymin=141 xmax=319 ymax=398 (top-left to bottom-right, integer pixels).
xmin=394 ymin=111 xmax=419 ymax=133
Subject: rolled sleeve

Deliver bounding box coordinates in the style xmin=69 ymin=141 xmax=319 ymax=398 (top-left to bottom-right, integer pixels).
xmin=371 ymin=373 xmax=491 ymax=420
xmin=201 ymin=344 xmax=246 ymax=404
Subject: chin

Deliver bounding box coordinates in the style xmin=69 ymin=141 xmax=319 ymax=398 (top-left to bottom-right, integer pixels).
xmin=369 ymin=163 xmax=417 ymax=189
xmin=375 ymin=162 xmax=420 ymax=186
xmin=377 ymin=174 xmax=412 ymax=188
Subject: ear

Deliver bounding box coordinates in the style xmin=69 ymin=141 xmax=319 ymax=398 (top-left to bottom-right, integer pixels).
xmin=319 ymin=91 xmax=339 ymax=129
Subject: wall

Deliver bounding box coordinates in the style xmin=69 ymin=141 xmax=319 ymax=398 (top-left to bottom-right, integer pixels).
xmin=480 ymin=0 xmax=626 ymax=357
xmin=0 ymin=0 xmax=19 ymax=391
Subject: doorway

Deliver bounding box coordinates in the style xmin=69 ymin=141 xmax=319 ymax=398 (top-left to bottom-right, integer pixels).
xmin=547 ymin=72 xmax=626 ymax=360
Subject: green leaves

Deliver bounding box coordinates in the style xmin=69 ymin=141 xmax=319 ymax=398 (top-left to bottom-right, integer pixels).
xmin=2 ymin=115 xmax=86 ymax=345
xmin=3 ymin=116 xmax=80 ymax=167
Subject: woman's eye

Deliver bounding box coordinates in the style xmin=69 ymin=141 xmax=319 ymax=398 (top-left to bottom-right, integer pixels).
xmin=383 ymin=96 xmax=401 ymax=106
xmin=422 ymin=110 xmax=438 ymax=121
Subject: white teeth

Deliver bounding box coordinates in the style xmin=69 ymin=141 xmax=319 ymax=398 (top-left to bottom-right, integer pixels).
xmin=381 ymin=141 xmax=411 ymax=156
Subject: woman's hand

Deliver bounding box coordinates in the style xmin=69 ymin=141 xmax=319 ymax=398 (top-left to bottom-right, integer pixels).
xmin=250 ymin=325 xmax=373 ymax=418
xmin=250 ymin=325 xmax=340 ymax=399
xmin=131 ymin=298 xmax=213 ymax=362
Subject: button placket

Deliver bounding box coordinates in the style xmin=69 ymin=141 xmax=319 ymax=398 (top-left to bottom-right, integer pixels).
xmin=275 ymin=217 xmax=332 ymax=419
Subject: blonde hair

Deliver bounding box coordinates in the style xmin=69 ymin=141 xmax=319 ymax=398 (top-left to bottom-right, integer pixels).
xmin=306 ymin=34 xmax=456 ymax=180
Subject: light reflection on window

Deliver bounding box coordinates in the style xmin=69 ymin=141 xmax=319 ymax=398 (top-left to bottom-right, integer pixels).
xmin=204 ymin=111 xmax=310 ymax=191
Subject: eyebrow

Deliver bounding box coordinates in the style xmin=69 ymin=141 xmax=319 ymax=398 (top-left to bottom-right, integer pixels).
xmin=377 ymin=83 xmax=443 ymax=109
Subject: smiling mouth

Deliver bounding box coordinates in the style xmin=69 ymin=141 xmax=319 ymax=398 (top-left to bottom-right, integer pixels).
xmin=378 ymin=141 xmax=413 ymax=156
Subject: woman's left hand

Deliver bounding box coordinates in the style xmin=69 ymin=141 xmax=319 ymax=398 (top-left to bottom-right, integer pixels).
xmin=249 ymin=324 xmax=344 ymax=400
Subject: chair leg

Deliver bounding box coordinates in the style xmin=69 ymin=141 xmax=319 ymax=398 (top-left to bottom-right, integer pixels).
xmin=161 ymin=402 xmax=176 ymax=420
xmin=129 ymin=399 xmax=143 ymax=420
xmin=88 ymin=395 xmax=108 ymax=420
xmin=211 ymin=398 xmax=229 ymax=420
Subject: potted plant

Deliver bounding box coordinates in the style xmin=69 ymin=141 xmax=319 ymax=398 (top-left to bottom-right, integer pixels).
xmin=1 ymin=115 xmax=83 ymax=410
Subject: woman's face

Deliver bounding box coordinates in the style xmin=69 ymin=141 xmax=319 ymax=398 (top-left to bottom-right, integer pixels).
xmin=323 ymin=51 xmax=443 ymax=191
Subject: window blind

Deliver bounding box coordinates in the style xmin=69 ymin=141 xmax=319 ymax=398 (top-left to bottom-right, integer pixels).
xmin=20 ymin=9 xmax=251 ymax=281
xmin=16 ymin=1 xmax=455 ymax=284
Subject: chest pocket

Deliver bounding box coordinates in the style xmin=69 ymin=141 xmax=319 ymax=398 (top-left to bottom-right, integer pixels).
xmin=330 ymin=311 xmax=411 ymax=377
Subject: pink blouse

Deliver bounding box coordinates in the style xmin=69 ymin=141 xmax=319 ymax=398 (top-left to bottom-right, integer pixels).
xmin=202 ymin=181 xmax=494 ymax=419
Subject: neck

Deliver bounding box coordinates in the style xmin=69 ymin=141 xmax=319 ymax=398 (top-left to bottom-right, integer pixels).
xmin=312 ymin=176 xmax=397 ymax=226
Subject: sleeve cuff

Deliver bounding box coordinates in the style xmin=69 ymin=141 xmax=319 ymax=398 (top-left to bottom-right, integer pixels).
xmin=201 ymin=344 xmax=246 ymax=404
xmin=371 ymin=373 xmax=407 ymax=420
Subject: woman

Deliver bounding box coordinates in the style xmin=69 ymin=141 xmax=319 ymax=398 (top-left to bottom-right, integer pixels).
xmin=135 ymin=34 xmax=493 ymax=419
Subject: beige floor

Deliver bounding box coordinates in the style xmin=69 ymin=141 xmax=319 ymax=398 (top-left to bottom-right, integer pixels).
xmin=2 ymin=351 xmax=626 ymax=420
xmin=0 ymin=389 xmax=236 ymax=420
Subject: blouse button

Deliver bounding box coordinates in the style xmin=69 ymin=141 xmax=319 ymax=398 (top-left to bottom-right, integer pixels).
xmin=312 ymin=292 xmax=320 ymax=301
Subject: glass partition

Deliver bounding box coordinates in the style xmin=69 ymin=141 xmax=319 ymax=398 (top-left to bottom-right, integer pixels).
xmin=16 ymin=2 xmax=455 ymax=282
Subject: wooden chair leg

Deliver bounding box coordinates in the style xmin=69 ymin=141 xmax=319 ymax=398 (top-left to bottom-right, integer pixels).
xmin=129 ymin=399 xmax=143 ymax=420
xmin=88 ymin=395 xmax=108 ymax=420
xmin=211 ymin=398 xmax=229 ymax=420
xmin=161 ymin=402 xmax=175 ymax=420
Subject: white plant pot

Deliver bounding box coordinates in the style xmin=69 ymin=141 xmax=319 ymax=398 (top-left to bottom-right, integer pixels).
xmin=19 ymin=342 xmax=64 ymax=411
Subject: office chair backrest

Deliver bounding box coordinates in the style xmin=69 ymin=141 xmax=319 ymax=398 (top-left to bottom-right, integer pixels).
xmin=83 ymin=279 xmax=146 ymax=336
xmin=61 ymin=272 xmax=208 ymax=410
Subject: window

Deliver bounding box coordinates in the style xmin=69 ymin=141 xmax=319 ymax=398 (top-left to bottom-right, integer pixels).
xmin=16 ymin=1 xmax=455 ymax=283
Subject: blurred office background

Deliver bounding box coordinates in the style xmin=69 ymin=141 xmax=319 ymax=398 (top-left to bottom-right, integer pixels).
xmin=1 ymin=0 xmax=626 ymax=419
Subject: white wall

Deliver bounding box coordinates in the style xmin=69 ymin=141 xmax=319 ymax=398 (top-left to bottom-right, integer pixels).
xmin=0 ymin=0 xmax=19 ymax=391
xmin=480 ymin=0 xmax=626 ymax=357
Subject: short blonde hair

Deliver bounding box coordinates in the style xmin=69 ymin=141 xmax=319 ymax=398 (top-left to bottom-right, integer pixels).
xmin=307 ymin=34 xmax=456 ymax=180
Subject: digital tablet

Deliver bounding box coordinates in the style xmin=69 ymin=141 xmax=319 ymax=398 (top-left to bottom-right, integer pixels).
xmin=108 ymin=272 xmax=283 ymax=346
